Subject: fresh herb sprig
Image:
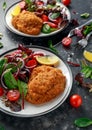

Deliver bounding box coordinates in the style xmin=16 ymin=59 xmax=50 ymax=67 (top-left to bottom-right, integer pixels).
xmin=3 ymin=1 xmax=7 ymax=10
xmin=48 ymin=40 xmax=58 ymax=54
xmin=25 ymin=0 xmax=36 ymax=12
xmin=80 ymin=13 xmax=90 ymax=19
xmin=82 ymin=22 xmax=92 ymax=36
xmin=81 ymin=60 xmax=92 ymax=79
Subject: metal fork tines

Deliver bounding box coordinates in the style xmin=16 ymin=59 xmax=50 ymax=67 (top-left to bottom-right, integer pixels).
xmin=74 ymin=31 xmax=92 ymax=49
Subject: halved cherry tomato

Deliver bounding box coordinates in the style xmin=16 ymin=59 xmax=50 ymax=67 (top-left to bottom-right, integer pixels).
xmin=54 ymin=17 xmax=63 ymax=24
xmin=7 ymin=90 xmax=20 ymax=101
xmin=62 ymin=37 xmax=72 ymax=47
xmin=62 ymin=0 xmax=71 ymax=6
xmin=0 ymin=87 xmax=4 ymax=96
xmin=69 ymin=94 xmax=82 ymax=108
xmin=26 ymin=59 xmax=37 ymax=68
xmin=41 ymin=14 xmax=49 ymax=22
xmin=47 ymin=22 xmax=58 ymax=28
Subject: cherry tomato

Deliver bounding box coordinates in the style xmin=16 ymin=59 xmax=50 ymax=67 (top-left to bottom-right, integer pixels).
xmin=41 ymin=14 xmax=49 ymax=22
xmin=26 ymin=59 xmax=37 ymax=68
xmin=54 ymin=17 xmax=63 ymax=24
xmin=70 ymin=94 xmax=82 ymax=108
xmin=7 ymin=90 xmax=20 ymax=101
xmin=62 ymin=37 xmax=72 ymax=47
xmin=0 ymin=87 xmax=4 ymax=96
xmin=62 ymin=0 xmax=71 ymax=6
xmin=47 ymin=22 xmax=58 ymax=28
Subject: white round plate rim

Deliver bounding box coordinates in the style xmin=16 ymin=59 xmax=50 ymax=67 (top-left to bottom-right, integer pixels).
xmin=4 ymin=1 xmax=71 ymax=38
xmin=0 ymin=46 xmax=73 ymax=117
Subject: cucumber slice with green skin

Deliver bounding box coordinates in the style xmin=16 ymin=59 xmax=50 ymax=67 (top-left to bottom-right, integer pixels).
xmin=42 ymin=24 xmax=51 ymax=33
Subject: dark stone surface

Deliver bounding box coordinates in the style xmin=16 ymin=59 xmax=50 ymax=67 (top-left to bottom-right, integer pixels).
xmin=0 ymin=0 xmax=92 ymax=130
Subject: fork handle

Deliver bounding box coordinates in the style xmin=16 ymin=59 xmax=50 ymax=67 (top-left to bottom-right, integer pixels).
xmin=67 ymin=29 xmax=75 ymax=37
xmin=76 ymin=19 xmax=92 ymax=30
xmin=86 ymin=31 xmax=92 ymax=40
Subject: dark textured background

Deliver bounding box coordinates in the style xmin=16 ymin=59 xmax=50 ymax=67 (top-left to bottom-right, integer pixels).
xmin=0 ymin=0 xmax=92 ymax=130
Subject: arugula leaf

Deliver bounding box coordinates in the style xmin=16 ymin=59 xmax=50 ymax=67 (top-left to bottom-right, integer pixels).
xmin=3 ymin=1 xmax=7 ymax=10
xmin=3 ymin=69 xmax=18 ymax=89
xmin=17 ymin=80 xmax=28 ymax=97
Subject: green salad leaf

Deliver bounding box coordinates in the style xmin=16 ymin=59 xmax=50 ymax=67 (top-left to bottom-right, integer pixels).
xmin=0 ymin=58 xmax=7 ymax=75
xmin=17 ymin=80 xmax=28 ymax=97
xmin=3 ymin=69 xmax=18 ymax=89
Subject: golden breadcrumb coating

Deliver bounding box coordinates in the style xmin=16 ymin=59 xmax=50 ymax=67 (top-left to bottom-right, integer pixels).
xmin=12 ymin=11 xmax=43 ymax=35
xmin=26 ymin=65 xmax=66 ymax=104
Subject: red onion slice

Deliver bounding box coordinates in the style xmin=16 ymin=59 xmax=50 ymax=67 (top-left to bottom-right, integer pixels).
xmin=15 ymin=57 xmax=25 ymax=69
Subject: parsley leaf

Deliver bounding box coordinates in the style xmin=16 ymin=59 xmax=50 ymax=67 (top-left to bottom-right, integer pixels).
xmin=80 ymin=13 xmax=90 ymax=18
xmin=3 ymin=1 xmax=7 ymax=10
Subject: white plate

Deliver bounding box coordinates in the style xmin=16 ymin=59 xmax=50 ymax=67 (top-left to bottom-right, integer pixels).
xmin=0 ymin=46 xmax=73 ymax=117
xmin=4 ymin=1 xmax=71 ymax=38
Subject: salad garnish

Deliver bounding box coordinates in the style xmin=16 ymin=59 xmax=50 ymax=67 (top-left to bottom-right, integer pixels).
xmin=48 ymin=40 xmax=59 ymax=54
xmin=3 ymin=1 xmax=7 ymax=10
xmin=80 ymin=13 xmax=90 ymax=19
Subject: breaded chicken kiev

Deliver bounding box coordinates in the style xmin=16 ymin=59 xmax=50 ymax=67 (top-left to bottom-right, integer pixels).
xmin=12 ymin=11 xmax=43 ymax=35
xmin=26 ymin=65 xmax=66 ymax=104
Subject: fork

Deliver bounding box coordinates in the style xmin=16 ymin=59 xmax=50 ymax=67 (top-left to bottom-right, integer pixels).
xmin=75 ymin=31 xmax=92 ymax=49
xmin=67 ymin=19 xmax=92 ymax=38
